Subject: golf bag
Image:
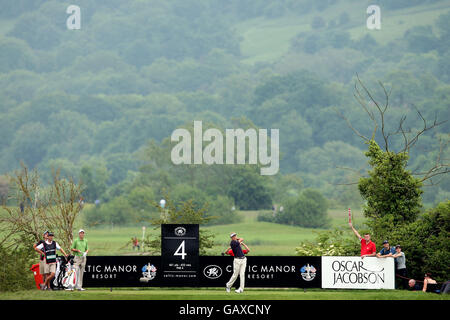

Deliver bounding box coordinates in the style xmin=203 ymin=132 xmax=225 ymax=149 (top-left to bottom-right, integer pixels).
xmin=52 ymin=255 xmax=76 ymax=290
xmin=62 ymin=256 xmax=77 ymax=290
xmin=51 ymin=256 xmax=67 ymax=289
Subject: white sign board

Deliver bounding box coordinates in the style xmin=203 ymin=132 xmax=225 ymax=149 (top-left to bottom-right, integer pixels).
xmin=321 ymin=257 xmax=395 ymax=289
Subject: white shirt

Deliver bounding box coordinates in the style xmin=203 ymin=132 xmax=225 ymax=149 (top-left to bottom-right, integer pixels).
xmin=36 ymin=240 xmax=61 ymax=250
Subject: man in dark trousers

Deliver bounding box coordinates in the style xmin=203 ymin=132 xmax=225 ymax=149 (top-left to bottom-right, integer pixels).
xmin=225 ymin=232 xmax=249 ymax=294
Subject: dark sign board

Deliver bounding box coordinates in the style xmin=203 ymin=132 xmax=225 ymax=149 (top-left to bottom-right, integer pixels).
xmin=83 ymin=256 xmax=321 ymax=288
xmin=200 ymin=256 xmax=321 ymax=288
xmin=161 ymin=224 xmax=199 ymax=285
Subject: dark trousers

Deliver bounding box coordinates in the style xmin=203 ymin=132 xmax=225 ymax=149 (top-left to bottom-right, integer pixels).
xmin=396 ymin=268 xmax=408 ymax=289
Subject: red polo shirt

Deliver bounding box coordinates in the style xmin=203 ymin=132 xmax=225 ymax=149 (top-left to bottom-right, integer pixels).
xmin=360 ymin=238 xmax=376 ymax=256
xmin=226 ymin=249 xmax=249 ymax=256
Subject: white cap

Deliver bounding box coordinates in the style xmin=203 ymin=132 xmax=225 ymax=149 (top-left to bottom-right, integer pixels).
xmin=230 ymin=232 xmax=237 ymax=238
xmin=79 ymin=229 xmax=85 ymax=233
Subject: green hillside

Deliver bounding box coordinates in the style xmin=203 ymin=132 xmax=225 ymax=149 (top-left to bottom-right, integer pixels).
xmin=238 ymin=1 xmax=450 ymax=64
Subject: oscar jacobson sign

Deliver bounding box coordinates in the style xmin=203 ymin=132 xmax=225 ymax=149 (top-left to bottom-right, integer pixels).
xmin=321 ymin=256 xmax=395 ymax=289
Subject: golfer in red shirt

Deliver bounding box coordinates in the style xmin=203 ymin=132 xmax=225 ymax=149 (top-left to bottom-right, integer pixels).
xmin=349 ymin=222 xmax=376 ymax=258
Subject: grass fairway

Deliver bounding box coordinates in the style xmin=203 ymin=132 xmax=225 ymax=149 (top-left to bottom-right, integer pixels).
xmin=5 ymin=208 xmax=444 ymax=302
xmin=76 ymin=208 xmax=365 ymax=256
xmin=0 ymin=288 xmax=448 ymax=300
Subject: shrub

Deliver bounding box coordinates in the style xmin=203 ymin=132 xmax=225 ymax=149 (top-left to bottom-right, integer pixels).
xmin=0 ymin=236 xmax=35 ymax=292
xmin=257 ymin=211 xmax=276 ymax=223
xmin=296 ymin=228 xmax=359 ymax=256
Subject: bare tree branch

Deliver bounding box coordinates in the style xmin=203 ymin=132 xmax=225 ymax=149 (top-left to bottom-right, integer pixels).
xmin=335 ymin=107 xmax=373 ymax=142
xmin=340 ymin=75 xmax=449 ymax=186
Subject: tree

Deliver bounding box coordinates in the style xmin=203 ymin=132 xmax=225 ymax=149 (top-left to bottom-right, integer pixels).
xmin=144 ymin=193 xmax=215 ymax=255
xmin=276 ymin=189 xmax=329 ymax=228
xmin=337 ymin=75 xmax=449 ymax=186
xmin=0 ymin=37 xmax=36 ymax=73
xmin=11 ymin=122 xmax=50 ymax=168
xmin=79 ymin=164 xmax=109 ymax=202
xmin=0 ymin=164 xmax=47 ymax=244
xmin=227 ymin=166 xmax=272 ymax=210
xmin=359 ymin=140 xmax=423 ymax=231
xmin=384 ymin=200 xmax=450 ymax=282
xmin=0 ymin=175 xmax=9 ymax=205
xmin=205 ymin=195 xmax=241 ymax=226
xmin=311 ymin=16 xmax=326 ymax=30
xmin=0 ymin=164 xmax=82 ymax=292
xmin=0 ymin=163 xmax=83 ymax=251
xmin=43 ymin=168 xmax=84 ymax=250
xmin=338 ymin=76 xmax=449 ymax=268
xmin=171 ymin=184 xmax=209 ymax=212
xmin=404 ymin=26 xmax=438 ymax=53
xmin=8 ymin=12 xmax=63 ymax=50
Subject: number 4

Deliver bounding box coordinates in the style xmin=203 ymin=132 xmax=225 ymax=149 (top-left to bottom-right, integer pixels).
xmin=174 ymin=241 xmax=187 ymax=260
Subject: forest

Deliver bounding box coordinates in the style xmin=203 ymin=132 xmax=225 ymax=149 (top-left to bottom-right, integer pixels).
xmin=0 ymin=0 xmax=449 ymax=228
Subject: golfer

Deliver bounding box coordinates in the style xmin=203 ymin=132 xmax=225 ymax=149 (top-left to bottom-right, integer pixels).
xmin=223 ymin=246 xmax=249 ymax=257
xmin=71 ymin=229 xmax=89 ymax=291
xmin=225 ymin=232 xmax=248 ymax=294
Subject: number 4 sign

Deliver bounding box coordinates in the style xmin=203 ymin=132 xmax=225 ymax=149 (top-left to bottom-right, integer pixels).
xmin=161 ymin=224 xmax=199 ymax=285
xmin=174 ymin=240 xmax=187 ymax=260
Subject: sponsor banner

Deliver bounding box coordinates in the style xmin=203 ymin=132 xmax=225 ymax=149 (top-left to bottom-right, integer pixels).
xmin=83 ymin=256 xmax=322 ymax=288
xmin=83 ymin=256 xmax=164 ymax=287
xmin=161 ymin=224 xmax=199 ymax=286
xmin=321 ymin=256 xmax=395 ymax=289
xmin=200 ymin=256 xmax=321 ymax=288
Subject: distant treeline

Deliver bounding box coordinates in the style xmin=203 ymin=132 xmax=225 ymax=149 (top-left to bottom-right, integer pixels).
xmin=0 ymin=0 xmax=448 ymax=216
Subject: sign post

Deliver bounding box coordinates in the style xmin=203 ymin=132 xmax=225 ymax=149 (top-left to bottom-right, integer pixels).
xmin=348 ymin=208 xmax=352 ymax=224
xmin=161 ymin=224 xmax=199 ymax=285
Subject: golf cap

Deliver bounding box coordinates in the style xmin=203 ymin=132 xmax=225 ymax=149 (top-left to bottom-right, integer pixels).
xmin=395 ymin=244 xmax=401 ymax=248
xmin=382 ymin=240 xmax=389 ymax=244
xmin=79 ymin=229 xmax=85 ymax=233
xmin=230 ymin=232 xmax=237 ymax=238
xmin=43 ymin=230 xmax=49 ymax=236
xmin=48 ymin=232 xmax=54 ymax=236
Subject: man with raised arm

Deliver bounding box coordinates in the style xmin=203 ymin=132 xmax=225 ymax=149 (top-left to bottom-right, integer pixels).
xmin=349 ymin=222 xmax=376 ymax=259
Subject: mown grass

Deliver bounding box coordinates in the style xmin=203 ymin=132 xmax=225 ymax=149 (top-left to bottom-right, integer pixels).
xmin=0 ymin=288 xmax=448 ymax=300
xmin=70 ymin=207 xmax=365 ymax=256
xmin=1 ymin=206 xmax=365 ymax=256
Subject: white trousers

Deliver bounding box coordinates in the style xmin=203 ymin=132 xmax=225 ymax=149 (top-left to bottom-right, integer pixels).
xmin=226 ymin=257 xmax=246 ymax=291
